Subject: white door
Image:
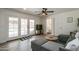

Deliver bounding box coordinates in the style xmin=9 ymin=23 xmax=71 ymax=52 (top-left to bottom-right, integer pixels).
xmin=21 ymin=18 xmax=28 ymax=35
xmin=29 ymin=19 xmax=35 ymax=35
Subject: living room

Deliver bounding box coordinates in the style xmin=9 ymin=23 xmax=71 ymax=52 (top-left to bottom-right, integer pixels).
xmin=0 ymin=8 xmax=79 ymax=51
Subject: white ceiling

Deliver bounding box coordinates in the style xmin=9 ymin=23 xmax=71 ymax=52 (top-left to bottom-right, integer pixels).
xmin=10 ymin=8 xmax=79 ymax=16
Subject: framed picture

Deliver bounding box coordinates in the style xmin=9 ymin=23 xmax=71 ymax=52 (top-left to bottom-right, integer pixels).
xmin=67 ymin=17 xmax=73 ymax=23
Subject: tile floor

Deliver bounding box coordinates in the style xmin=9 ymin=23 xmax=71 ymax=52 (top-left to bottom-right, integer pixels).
xmin=0 ymin=35 xmax=45 ymax=51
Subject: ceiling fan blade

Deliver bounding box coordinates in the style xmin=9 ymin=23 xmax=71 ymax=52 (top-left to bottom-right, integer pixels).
xmin=47 ymin=11 xmax=54 ymax=13
xmin=37 ymin=12 xmax=43 ymax=15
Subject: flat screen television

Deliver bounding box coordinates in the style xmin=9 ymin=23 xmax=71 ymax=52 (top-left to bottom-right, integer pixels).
xmin=36 ymin=24 xmax=42 ymax=30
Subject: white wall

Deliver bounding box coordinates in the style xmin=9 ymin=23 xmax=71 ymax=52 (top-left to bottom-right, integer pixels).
xmin=54 ymin=10 xmax=79 ymax=35
xmin=40 ymin=16 xmax=46 ymax=33
xmin=42 ymin=10 xmax=79 ymax=36
xmin=0 ymin=8 xmax=41 ymax=43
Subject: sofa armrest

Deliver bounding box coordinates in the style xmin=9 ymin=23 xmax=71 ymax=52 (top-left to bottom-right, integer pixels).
xmin=59 ymin=47 xmax=72 ymax=51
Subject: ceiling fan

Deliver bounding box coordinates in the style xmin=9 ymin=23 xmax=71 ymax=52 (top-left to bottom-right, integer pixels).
xmin=37 ymin=8 xmax=54 ymax=16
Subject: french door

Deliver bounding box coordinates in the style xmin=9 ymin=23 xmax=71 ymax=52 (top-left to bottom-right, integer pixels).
xmin=29 ymin=19 xmax=35 ymax=34
xmin=21 ymin=18 xmax=28 ymax=35
xmin=46 ymin=17 xmax=52 ymax=33
xmin=21 ymin=18 xmax=35 ymax=35
xmin=9 ymin=17 xmax=35 ymax=38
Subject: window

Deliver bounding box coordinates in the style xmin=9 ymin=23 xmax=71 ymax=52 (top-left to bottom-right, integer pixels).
xmin=21 ymin=18 xmax=28 ymax=35
xmin=9 ymin=17 xmax=18 ymax=37
xmin=29 ymin=19 xmax=35 ymax=34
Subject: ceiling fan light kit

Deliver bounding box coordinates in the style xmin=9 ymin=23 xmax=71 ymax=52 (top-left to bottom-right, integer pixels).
xmin=42 ymin=13 xmax=46 ymax=16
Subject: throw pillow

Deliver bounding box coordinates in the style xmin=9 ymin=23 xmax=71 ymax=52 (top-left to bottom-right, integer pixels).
xmin=65 ymin=36 xmax=75 ymax=47
xmin=65 ymin=38 xmax=79 ymax=51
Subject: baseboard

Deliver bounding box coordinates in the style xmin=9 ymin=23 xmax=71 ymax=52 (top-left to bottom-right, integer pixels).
xmin=0 ymin=39 xmax=19 ymax=46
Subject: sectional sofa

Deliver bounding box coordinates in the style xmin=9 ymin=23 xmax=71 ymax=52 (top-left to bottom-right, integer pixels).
xmin=31 ymin=35 xmax=75 ymax=51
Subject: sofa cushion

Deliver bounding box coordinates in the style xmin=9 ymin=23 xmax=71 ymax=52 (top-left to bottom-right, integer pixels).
xmin=58 ymin=35 xmax=69 ymax=44
xmin=41 ymin=41 xmax=64 ymax=51
xmin=59 ymin=47 xmax=71 ymax=51
xmin=65 ymin=36 xmax=75 ymax=47
xmin=31 ymin=39 xmax=48 ymax=46
xmin=31 ymin=38 xmax=48 ymax=51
